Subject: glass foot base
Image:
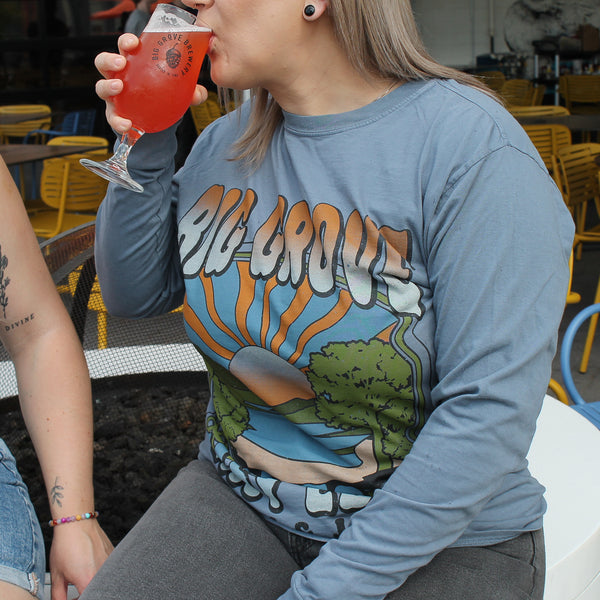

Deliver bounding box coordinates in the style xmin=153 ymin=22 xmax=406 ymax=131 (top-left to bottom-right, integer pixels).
xmin=80 ymin=158 xmax=144 ymax=193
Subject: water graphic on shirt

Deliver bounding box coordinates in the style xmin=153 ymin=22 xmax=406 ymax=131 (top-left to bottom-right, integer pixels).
xmin=178 ymin=184 xmax=428 ymax=526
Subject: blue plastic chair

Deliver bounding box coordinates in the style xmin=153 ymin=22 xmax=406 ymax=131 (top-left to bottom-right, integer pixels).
xmin=560 ymin=302 xmax=600 ymax=429
xmin=23 ymin=109 xmax=96 ymax=143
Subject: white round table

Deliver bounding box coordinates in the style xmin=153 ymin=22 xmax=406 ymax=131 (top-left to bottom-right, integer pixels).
xmin=527 ymin=395 xmax=600 ymax=600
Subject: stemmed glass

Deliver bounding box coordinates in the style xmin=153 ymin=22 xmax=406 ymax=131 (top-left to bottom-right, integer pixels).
xmin=81 ymin=3 xmax=211 ymax=192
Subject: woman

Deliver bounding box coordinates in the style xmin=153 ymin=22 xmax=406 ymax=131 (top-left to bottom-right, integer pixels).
xmin=0 ymin=157 xmax=112 ymax=600
xmin=83 ymin=1 xmax=574 ymax=598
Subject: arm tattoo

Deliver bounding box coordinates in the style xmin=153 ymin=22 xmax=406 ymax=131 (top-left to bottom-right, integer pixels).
xmin=0 ymin=244 xmax=10 ymax=319
xmin=50 ymin=477 xmax=65 ymax=507
xmin=0 ymin=243 xmax=35 ymax=330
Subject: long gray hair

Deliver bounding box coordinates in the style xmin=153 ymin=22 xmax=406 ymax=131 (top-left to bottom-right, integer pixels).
xmin=230 ymin=0 xmax=494 ymax=168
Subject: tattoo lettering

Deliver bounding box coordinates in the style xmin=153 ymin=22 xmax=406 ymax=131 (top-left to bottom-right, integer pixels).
xmin=50 ymin=478 xmax=64 ymax=507
xmin=0 ymin=245 xmax=10 ymax=319
xmin=4 ymin=313 xmax=35 ymax=332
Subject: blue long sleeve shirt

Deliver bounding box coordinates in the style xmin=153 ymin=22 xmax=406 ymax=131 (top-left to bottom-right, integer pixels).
xmin=95 ymin=79 xmax=574 ymax=599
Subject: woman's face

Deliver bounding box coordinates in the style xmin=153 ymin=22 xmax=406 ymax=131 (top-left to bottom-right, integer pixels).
xmin=182 ymin=0 xmax=307 ymax=91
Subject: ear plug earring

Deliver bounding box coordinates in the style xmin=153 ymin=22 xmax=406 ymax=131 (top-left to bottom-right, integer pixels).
xmin=304 ymin=4 xmax=316 ymax=17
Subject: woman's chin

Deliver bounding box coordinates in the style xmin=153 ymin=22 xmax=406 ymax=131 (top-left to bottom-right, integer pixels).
xmin=209 ymin=66 xmax=252 ymax=92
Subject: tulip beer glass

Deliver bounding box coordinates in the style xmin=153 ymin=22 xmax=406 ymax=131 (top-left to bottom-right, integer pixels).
xmin=81 ymin=3 xmax=211 ymax=192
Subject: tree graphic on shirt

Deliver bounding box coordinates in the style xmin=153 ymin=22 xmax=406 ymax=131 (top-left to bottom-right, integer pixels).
xmin=308 ymin=338 xmax=415 ymax=470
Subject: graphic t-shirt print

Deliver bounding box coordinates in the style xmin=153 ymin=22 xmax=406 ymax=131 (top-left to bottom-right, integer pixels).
xmin=178 ymin=184 xmax=427 ymax=531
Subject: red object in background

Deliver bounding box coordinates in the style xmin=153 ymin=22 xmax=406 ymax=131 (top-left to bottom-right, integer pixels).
xmin=91 ymin=0 xmax=173 ymax=20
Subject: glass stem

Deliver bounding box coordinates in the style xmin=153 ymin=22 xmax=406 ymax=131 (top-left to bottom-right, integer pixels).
xmin=113 ymin=126 xmax=145 ymax=164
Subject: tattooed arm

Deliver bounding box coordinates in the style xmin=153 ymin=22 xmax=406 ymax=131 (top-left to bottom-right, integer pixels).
xmin=0 ymin=157 xmax=112 ymax=600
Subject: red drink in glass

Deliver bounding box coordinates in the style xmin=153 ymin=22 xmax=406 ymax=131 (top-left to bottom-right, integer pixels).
xmin=114 ymin=28 xmax=211 ymax=133
xmin=80 ymin=4 xmax=211 ymax=193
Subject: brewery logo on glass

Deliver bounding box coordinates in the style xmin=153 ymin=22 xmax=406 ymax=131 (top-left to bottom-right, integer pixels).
xmin=166 ymin=47 xmax=182 ymax=69
xmin=151 ymin=34 xmax=195 ymax=77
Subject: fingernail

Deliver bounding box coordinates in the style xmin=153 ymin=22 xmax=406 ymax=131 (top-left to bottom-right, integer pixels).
xmin=110 ymin=81 xmax=121 ymax=91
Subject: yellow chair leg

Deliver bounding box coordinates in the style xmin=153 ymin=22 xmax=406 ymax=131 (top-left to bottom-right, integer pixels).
xmin=97 ymin=311 xmax=108 ymax=350
xmin=579 ymin=276 xmax=600 ymax=373
xmin=548 ymin=378 xmax=570 ymax=405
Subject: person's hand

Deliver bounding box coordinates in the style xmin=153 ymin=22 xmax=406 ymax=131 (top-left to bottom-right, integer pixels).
xmin=48 ymin=520 xmax=113 ymax=600
xmin=94 ymin=33 xmax=209 ymax=134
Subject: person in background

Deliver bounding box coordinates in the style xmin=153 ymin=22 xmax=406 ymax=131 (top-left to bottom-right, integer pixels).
xmin=0 ymin=156 xmax=112 ymax=600
xmin=123 ymin=0 xmax=153 ymax=36
xmin=83 ymin=1 xmax=574 ymax=598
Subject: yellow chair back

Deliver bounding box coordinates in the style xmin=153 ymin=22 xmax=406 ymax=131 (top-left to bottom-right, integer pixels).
xmin=500 ymin=79 xmax=534 ymax=106
xmin=0 ymin=104 xmax=52 ymax=142
xmin=509 ymin=105 xmax=570 ymax=117
xmin=28 ymin=136 xmax=110 ymax=238
xmin=47 ymin=135 xmax=108 ymax=148
xmin=555 ymin=143 xmax=600 ymax=258
xmin=522 ymin=123 xmax=572 ymax=184
xmin=559 ymin=75 xmax=600 ymax=113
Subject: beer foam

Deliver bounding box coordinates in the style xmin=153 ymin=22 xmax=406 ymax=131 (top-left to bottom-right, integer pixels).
xmin=145 ymin=12 xmax=210 ymax=33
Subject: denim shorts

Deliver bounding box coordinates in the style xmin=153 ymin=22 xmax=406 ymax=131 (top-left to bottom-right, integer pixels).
xmin=0 ymin=438 xmax=45 ymax=599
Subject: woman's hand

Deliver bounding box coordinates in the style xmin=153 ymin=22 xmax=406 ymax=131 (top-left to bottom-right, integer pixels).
xmin=49 ymin=520 xmax=113 ymax=600
xmin=94 ymin=33 xmax=209 ymax=134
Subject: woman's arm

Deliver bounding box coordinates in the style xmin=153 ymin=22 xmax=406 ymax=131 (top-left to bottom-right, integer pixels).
xmin=92 ymin=35 xmax=208 ymax=318
xmin=0 ymin=158 xmax=112 ymax=600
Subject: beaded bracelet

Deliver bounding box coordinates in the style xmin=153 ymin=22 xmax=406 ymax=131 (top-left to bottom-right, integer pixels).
xmin=48 ymin=510 xmax=99 ymax=528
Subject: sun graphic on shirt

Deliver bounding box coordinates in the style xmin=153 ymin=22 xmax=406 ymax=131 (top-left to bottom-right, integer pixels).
xmin=183 ymin=258 xmax=368 ymax=404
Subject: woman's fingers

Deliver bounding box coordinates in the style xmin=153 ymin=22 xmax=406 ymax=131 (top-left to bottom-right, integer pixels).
xmin=93 ymin=34 xmax=140 ymax=133
xmin=117 ymin=32 xmax=140 ymax=54
xmin=94 ymin=52 xmax=125 ymax=79
xmin=95 ymin=77 xmax=123 ymax=101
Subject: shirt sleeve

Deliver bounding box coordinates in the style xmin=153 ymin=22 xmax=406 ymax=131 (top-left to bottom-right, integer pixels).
xmin=94 ymin=124 xmax=186 ymax=318
xmin=279 ymin=146 xmax=574 ymax=599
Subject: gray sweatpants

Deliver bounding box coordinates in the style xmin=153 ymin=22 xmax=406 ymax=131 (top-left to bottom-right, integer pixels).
xmin=80 ymin=459 xmax=545 ymax=600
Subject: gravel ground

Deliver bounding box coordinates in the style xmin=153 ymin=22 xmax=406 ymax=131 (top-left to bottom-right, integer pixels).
xmin=0 ymin=373 xmax=210 ymax=556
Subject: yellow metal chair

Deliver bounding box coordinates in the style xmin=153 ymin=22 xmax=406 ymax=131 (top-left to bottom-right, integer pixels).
xmin=559 ymin=75 xmax=600 ymax=115
xmin=522 ymin=123 xmax=571 ymax=186
xmin=500 ymin=79 xmax=535 ymax=106
xmin=555 ymin=143 xmax=600 ymax=259
xmin=579 ymin=274 xmax=600 ymax=374
xmin=0 ymin=104 xmax=51 ymax=143
xmin=0 ymin=104 xmax=53 ymax=198
xmin=27 ymin=136 xmax=110 ymax=239
xmin=190 ymin=99 xmax=223 ymax=135
xmin=508 ymin=105 xmax=570 ymax=118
